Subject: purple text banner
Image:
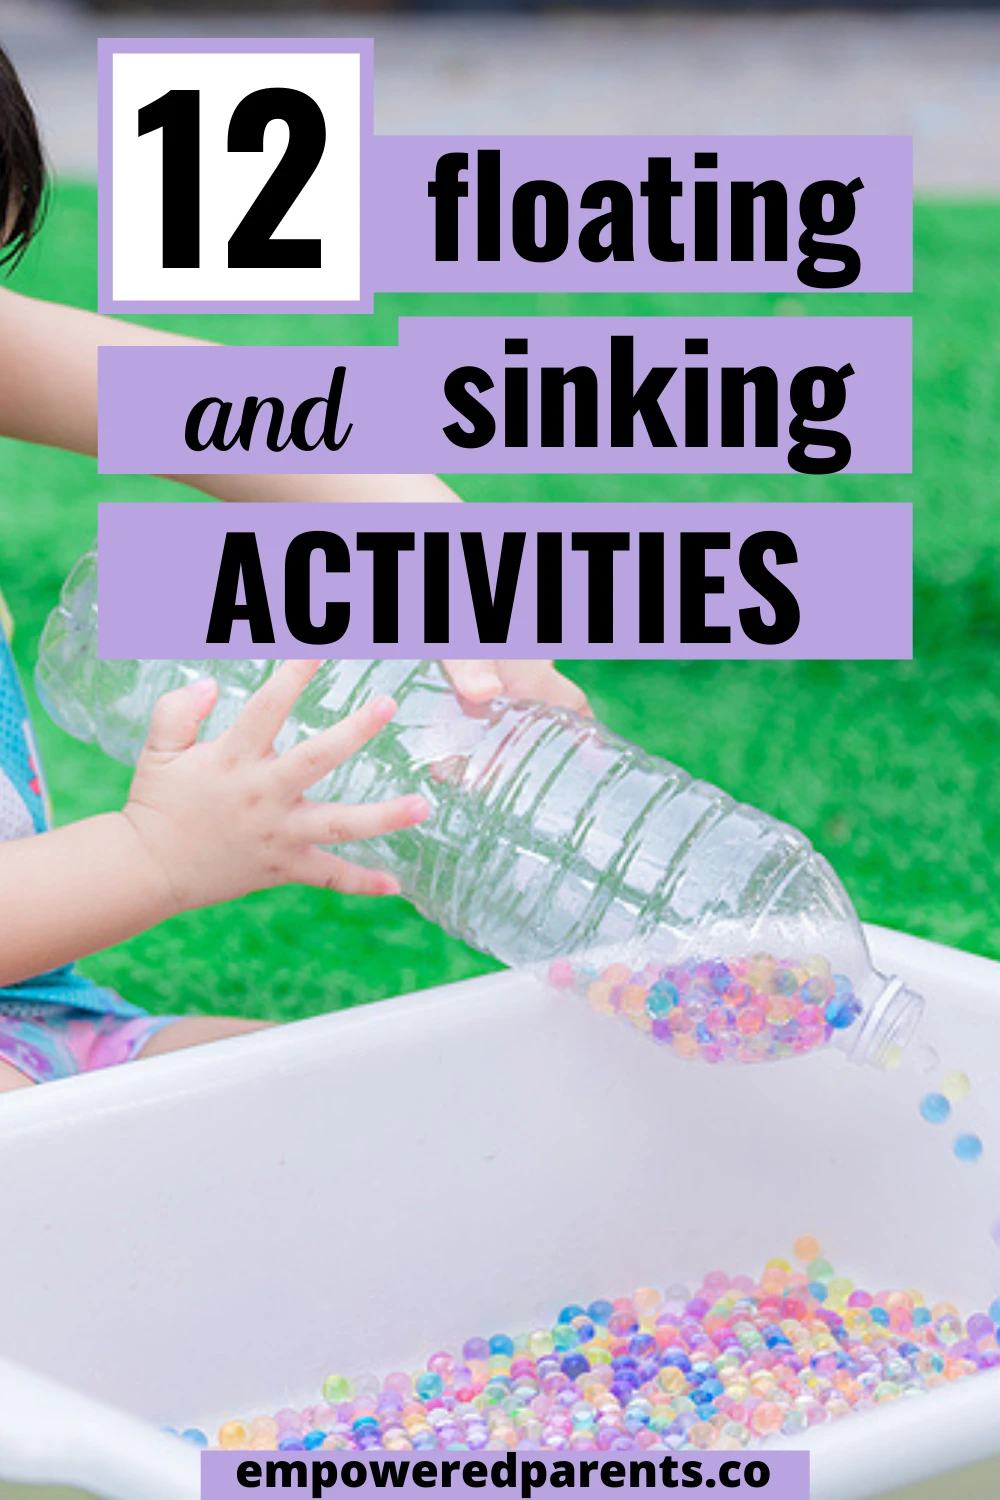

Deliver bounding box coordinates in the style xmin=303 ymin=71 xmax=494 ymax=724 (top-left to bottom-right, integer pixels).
xmin=97 ymin=502 xmax=912 ymax=661
xmin=97 ymin=317 xmax=911 ymax=476
xmin=200 ymin=1449 xmax=810 ymax=1499
xmin=97 ymin=34 xmax=912 ymax=310
xmin=372 ymin=136 xmax=911 ymax=294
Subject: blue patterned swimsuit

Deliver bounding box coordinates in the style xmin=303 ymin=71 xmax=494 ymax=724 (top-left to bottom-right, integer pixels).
xmin=0 ymin=589 xmax=175 ymax=1080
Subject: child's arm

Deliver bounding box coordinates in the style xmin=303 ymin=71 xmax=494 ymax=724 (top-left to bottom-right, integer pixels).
xmin=0 ymin=660 xmax=427 ymax=989
xmin=0 ymin=287 xmax=590 ymax=711
xmin=0 ymin=285 xmax=455 ymax=503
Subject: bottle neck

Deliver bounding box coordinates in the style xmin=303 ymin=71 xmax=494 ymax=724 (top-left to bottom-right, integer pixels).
xmin=843 ymin=972 xmax=925 ymax=1068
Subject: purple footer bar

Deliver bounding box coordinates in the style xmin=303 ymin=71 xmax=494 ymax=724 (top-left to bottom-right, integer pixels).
xmin=201 ymin=1449 xmax=810 ymax=1500
xmin=97 ymin=501 xmax=911 ymax=661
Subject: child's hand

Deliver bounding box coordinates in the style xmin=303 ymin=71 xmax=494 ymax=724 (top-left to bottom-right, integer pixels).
xmin=442 ymin=660 xmax=590 ymax=713
xmin=122 ymin=660 xmax=428 ymax=915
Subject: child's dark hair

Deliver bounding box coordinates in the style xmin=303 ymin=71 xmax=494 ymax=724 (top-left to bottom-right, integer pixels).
xmin=0 ymin=45 xmax=45 ymax=269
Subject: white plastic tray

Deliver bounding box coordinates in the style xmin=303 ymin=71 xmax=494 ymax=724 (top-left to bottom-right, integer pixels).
xmin=1 ymin=923 xmax=999 ymax=1500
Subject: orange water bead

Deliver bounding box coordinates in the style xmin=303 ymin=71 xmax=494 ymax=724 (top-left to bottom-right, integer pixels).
xmin=586 ymin=982 xmax=616 ymax=1015
xmin=601 ymin=962 xmax=633 ymax=985
xmin=736 ymin=1007 xmax=765 ymax=1035
xmin=620 ymin=984 xmax=648 ymax=1017
xmin=672 ymin=1033 xmax=700 ymax=1059
xmin=659 ymin=1366 xmax=689 ymax=1395
xmin=633 ymin=1287 xmax=662 ymax=1317
xmin=751 ymin=1403 xmax=786 ymax=1435
xmin=218 ymin=1421 xmax=249 ymax=1449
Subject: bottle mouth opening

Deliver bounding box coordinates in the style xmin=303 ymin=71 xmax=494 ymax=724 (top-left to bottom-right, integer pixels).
xmin=847 ymin=972 xmax=925 ymax=1068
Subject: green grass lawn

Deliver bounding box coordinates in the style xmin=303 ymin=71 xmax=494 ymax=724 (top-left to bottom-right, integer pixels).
xmin=0 ymin=183 xmax=997 ymax=1021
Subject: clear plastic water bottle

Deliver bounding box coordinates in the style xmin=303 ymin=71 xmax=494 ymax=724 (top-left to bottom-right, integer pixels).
xmin=36 ymin=548 xmax=923 ymax=1067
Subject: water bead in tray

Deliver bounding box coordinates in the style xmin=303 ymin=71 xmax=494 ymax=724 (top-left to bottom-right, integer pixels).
xmin=207 ymin=1242 xmax=1000 ymax=1454
xmin=546 ymin=953 xmax=863 ymax=1064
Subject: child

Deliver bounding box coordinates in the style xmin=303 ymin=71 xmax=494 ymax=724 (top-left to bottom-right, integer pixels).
xmin=0 ymin=47 xmax=588 ymax=1090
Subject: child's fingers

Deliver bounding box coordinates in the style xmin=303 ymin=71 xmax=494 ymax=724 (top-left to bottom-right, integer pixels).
xmin=292 ymin=847 xmax=401 ymax=897
xmin=272 ymin=696 xmax=397 ymax=798
xmin=226 ymin=660 xmax=323 ymax=757
xmin=494 ymin=661 xmax=592 ymax=714
xmin=288 ymin=794 xmax=429 ymax=849
xmin=441 ymin=660 xmax=504 ymax=702
xmin=143 ymin=678 xmax=218 ymax=756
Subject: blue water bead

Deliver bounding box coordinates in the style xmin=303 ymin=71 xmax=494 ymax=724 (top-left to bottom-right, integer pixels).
xmin=610 ymin=1380 xmax=638 ymax=1402
xmin=707 ymin=963 xmax=732 ymax=994
xmin=825 ymin=994 xmax=863 ymax=1029
xmin=488 ymin=1334 xmax=515 ymax=1357
xmin=413 ymin=1433 xmax=439 ymax=1450
xmin=870 ymin=1307 xmax=890 ymax=1327
xmin=630 ymin=1333 xmax=658 ymax=1359
xmin=646 ymin=982 xmax=680 ymax=1020
xmin=559 ymin=1305 xmax=586 ymax=1324
xmin=279 ymin=1438 xmax=305 ymax=1451
xmin=808 ymin=1282 xmax=828 ymax=1302
xmin=181 ymin=1430 xmax=208 ymax=1447
xmin=416 ymin=1371 xmax=445 ymax=1400
xmin=304 ymin=1432 xmax=326 ymax=1450
xmin=660 ymin=1350 xmax=692 ymax=1373
xmin=588 ymin=1299 xmax=615 ymax=1325
xmin=561 ymin=1353 xmax=591 ymax=1379
xmin=571 ymin=1317 xmax=595 ymax=1344
xmin=695 ymin=1022 xmax=712 ymax=1044
xmin=955 ymin=1134 xmax=984 ymax=1162
xmin=919 ymin=1093 xmax=951 ymax=1125
xmin=913 ymin=1307 xmax=932 ymax=1327
xmin=989 ymin=1299 xmax=1000 ymax=1326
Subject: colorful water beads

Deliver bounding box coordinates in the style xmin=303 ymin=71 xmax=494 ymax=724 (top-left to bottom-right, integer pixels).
xmin=546 ymin=953 xmax=863 ymax=1064
xmin=917 ymin=1070 xmax=984 ymax=1164
xmin=205 ymin=1242 xmax=1000 ymax=1453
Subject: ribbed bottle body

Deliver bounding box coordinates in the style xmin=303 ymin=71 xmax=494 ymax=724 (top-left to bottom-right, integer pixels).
xmin=36 ymin=549 xmax=924 ymax=1066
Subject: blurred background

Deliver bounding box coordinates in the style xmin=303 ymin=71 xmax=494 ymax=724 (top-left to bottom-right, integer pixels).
xmin=0 ymin=3 xmax=998 ymax=1022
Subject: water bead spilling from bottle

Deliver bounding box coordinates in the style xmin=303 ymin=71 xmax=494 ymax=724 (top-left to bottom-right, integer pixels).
xmin=203 ymin=1242 xmax=1000 ymax=1453
xmin=546 ymin=952 xmax=863 ymax=1064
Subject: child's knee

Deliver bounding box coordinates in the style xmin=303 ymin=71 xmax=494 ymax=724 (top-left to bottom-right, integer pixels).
xmin=0 ymin=1058 xmax=33 ymax=1091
